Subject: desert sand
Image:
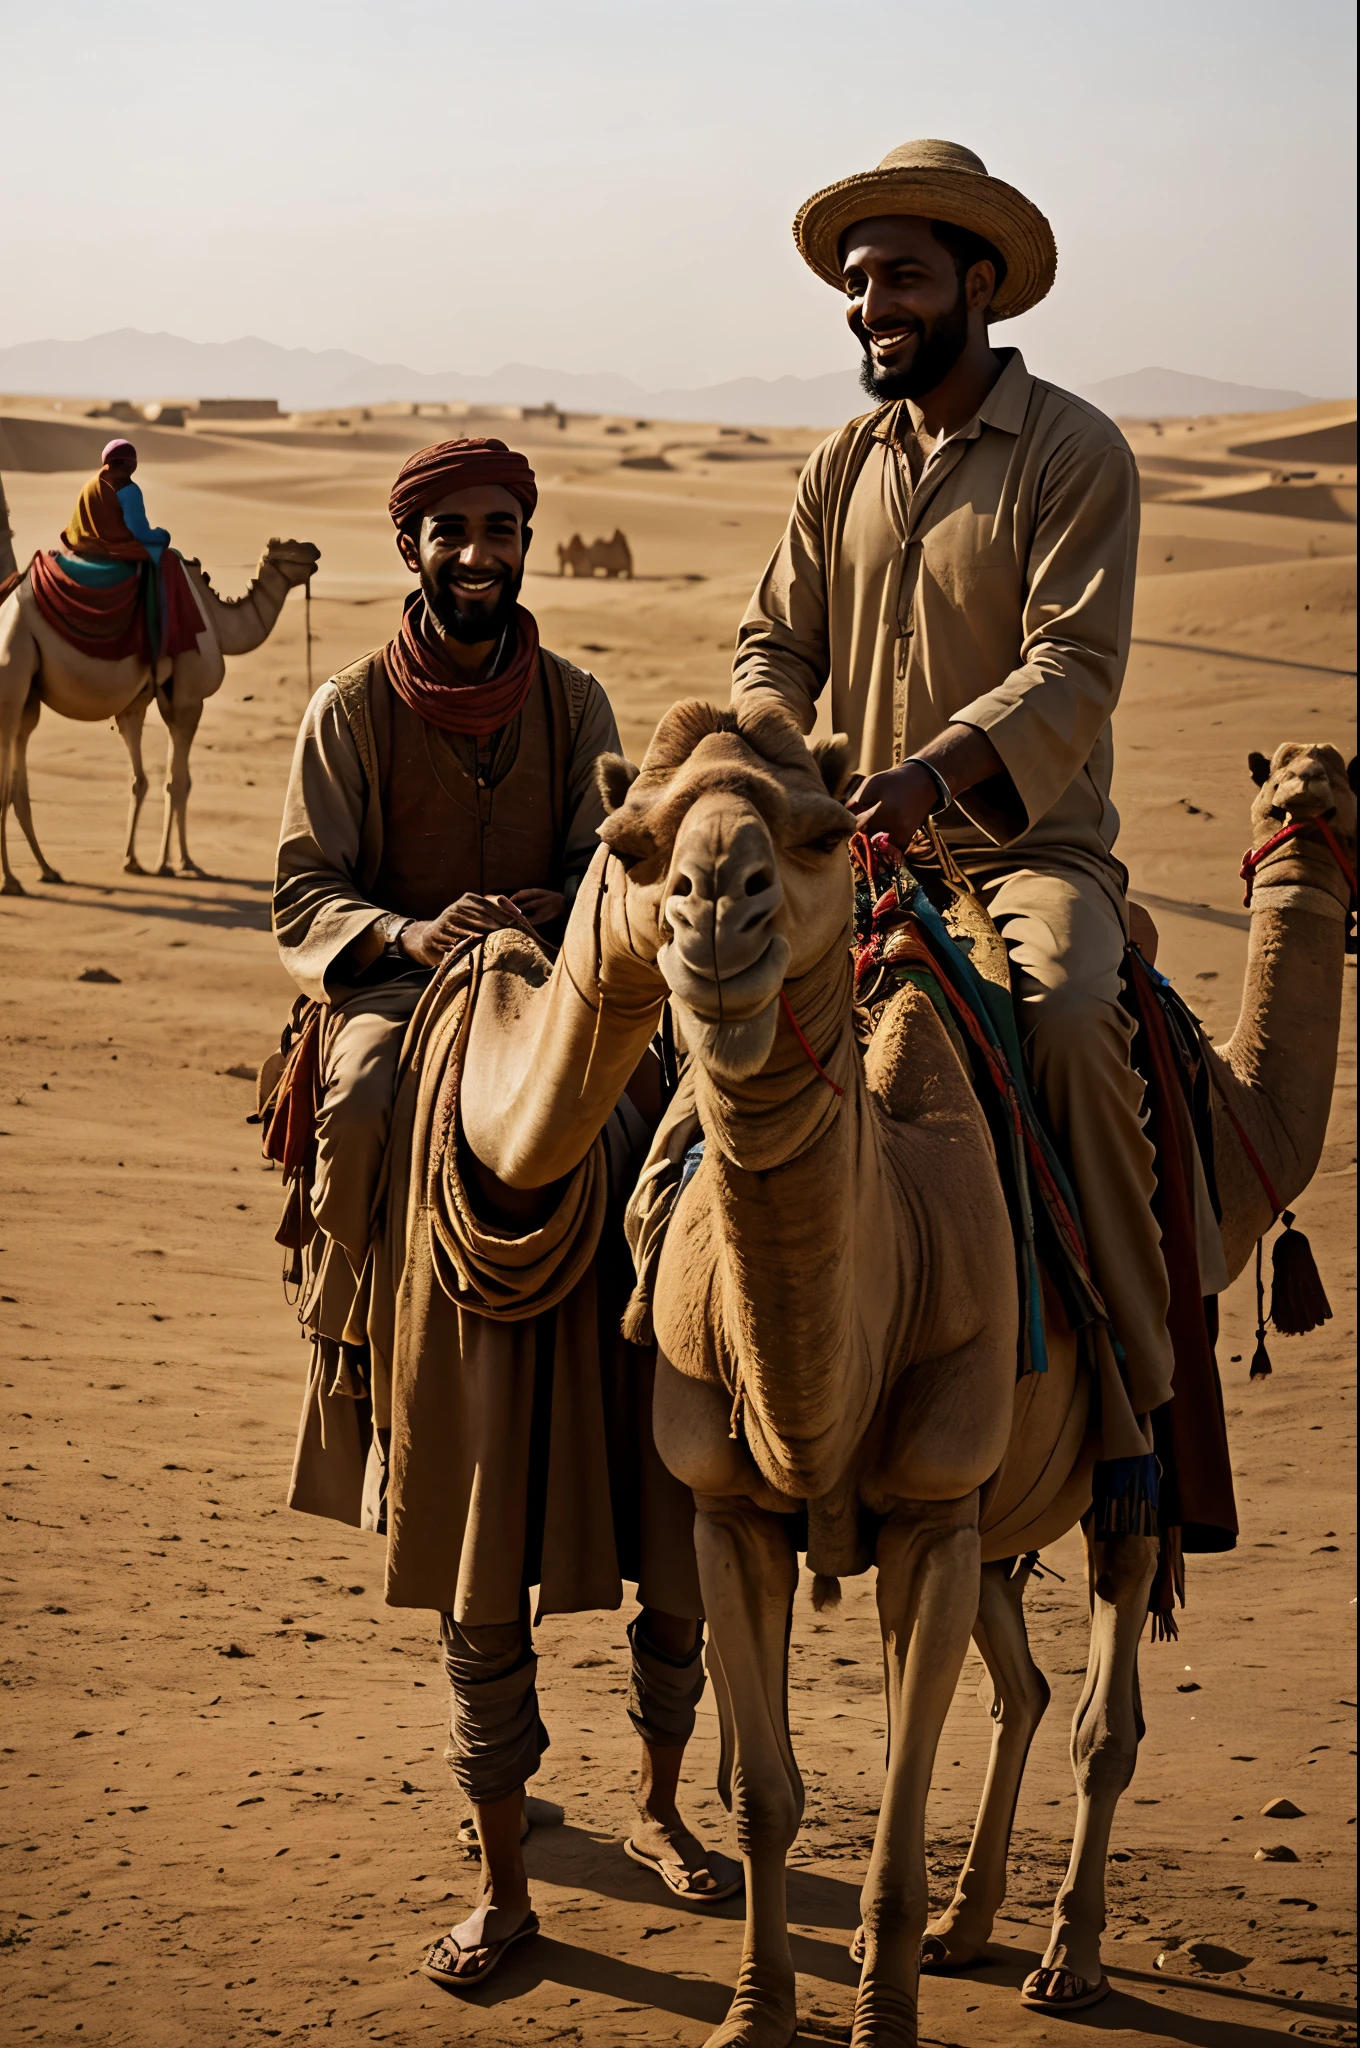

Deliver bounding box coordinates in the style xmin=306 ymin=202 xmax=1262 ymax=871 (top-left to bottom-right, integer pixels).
xmin=0 ymin=392 xmax=1355 ymax=2047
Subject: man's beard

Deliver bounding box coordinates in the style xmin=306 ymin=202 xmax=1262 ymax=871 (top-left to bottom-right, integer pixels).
xmin=857 ymin=278 xmax=970 ymax=403
xmin=424 ymin=562 xmax=523 ymax=645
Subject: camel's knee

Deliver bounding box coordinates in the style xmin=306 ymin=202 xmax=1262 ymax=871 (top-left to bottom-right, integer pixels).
xmin=1091 ymin=1533 xmax=1158 ymax=1609
xmin=732 ymin=1769 xmax=801 ymax=1856
xmin=129 ymin=772 xmax=149 ymax=800
xmin=165 ymin=772 xmax=191 ymax=801
xmin=1072 ymin=1709 xmax=1141 ymax=1803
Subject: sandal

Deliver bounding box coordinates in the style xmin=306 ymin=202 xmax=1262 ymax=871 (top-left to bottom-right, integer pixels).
xmin=624 ymin=1833 xmax=743 ymax=1905
xmin=1020 ymin=1964 xmax=1111 ymax=2012
xmin=421 ymin=1908 xmax=540 ymax=1991
xmin=849 ymin=1927 xmax=987 ymax=1972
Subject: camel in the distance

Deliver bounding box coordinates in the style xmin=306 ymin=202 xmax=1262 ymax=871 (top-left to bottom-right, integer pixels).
xmin=448 ymin=709 xmax=1352 ymax=2046
xmin=0 ymin=537 xmax=319 ymax=892
xmin=556 ymin=528 xmax=634 ymax=578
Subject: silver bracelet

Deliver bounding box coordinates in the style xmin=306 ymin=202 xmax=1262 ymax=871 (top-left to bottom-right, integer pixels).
xmin=903 ymin=755 xmax=953 ymax=815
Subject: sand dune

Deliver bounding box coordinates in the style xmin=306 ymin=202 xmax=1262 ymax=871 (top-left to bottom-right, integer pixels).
xmin=0 ymin=394 xmax=1355 ymax=2047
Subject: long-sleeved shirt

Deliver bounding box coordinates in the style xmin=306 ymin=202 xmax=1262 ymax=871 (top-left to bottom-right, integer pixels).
xmin=731 ymin=349 xmax=1140 ymax=878
xmin=113 ymin=480 xmax=169 ymax=565
xmin=274 ymin=647 xmax=621 ymax=1002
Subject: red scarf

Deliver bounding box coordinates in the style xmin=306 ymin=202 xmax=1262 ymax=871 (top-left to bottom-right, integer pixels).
xmin=383 ymin=594 xmax=540 ymax=738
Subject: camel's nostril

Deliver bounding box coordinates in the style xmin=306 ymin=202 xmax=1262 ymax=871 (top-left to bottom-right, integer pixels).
xmin=672 ymin=874 xmax=694 ymax=898
xmin=744 ymin=869 xmax=774 ymax=898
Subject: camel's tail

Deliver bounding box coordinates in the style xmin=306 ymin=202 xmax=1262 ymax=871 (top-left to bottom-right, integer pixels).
xmin=810 ymin=1573 xmax=842 ymax=1613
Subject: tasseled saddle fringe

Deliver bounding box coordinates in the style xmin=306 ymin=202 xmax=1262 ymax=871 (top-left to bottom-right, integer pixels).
xmin=1092 ymin=1452 xmax=1159 ymax=1539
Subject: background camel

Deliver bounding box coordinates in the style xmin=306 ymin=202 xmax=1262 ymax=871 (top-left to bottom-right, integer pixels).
xmin=0 ymin=536 xmax=319 ymax=892
xmin=556 ymin=528 xmax=634 ymax=577
xmin=448 ymin=709 xmax=1354 ymax=2047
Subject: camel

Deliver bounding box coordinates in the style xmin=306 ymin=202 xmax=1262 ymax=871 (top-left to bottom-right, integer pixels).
xmin=556 ymin=528 xmax=633 ymax=578
xmin=447 ymin=707 xmax=1354 ymax=2047
xmin=0 ymin=536 xmax=319 ymax=892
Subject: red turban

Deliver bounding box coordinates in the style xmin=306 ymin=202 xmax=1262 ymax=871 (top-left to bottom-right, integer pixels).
xmin=101 ymin=438 xmax=137 ymax=465
xmin=388 ymin=437 xmax=538 ymax=532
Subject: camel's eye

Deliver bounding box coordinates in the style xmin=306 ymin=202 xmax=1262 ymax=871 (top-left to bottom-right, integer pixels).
xmin=800 ymin=831 xmax=848 ymax=856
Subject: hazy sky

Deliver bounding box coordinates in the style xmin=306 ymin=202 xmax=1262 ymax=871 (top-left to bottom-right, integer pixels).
xmin=6 ymin=0 xmax=1356 ymax=394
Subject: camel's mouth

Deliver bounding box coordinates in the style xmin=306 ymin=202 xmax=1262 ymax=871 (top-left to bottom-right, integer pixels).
xmin=657 ymin=931 xmax=790 ymax=1080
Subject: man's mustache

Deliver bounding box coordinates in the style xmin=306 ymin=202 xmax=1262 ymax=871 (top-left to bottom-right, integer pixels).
xmin=858 ymin=315 xmax=924 ymax=349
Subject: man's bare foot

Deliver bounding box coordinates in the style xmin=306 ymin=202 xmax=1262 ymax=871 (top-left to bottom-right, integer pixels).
xmin=626 ymin=1810 xmax=742 ymax=1904
xmin=420 ymin=1897 xmax=538 ymax=1990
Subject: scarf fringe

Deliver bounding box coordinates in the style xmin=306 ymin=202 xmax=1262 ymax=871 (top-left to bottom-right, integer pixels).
xmin=1092 ymin=1452 xmax=1159 ymax=1538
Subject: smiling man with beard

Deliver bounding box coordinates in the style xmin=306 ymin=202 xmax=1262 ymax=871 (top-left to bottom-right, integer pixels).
xmin=273 ymin=438 xmax=736 ymax=1986
xmin=274 ymin=437 xmax=619 ymax=1255
xmin=733 ymin=146 xmax=1189 ymax=2013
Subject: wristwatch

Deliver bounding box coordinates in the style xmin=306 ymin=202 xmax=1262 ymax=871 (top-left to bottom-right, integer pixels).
xmin=375 ymin=912 xmax=414 ymax=959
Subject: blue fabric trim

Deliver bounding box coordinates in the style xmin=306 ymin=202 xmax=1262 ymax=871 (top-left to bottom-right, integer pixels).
xmin=53 ymin=552 xmax=137 ymax=589
xmin=114 ymin=481 xmax=169 ymax=564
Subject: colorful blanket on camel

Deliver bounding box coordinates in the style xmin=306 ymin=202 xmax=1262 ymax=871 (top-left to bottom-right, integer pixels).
xmin=848 ymin=829 xmax=1237 ymax=1637
xmin=27 ymin=546 xmax=203 ymax=663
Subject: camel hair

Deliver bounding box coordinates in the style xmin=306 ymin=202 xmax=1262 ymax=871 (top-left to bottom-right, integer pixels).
xmin=0 ymin=537 xmax=319 ymax=894
xmin=451 ymin=704 xmax=1354 ymax=2048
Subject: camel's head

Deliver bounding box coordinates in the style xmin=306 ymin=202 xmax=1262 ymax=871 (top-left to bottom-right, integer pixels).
xmin=259 ymin=537 xmax=322 ymax=587
xmin=1247 ymin=742 xmax=1358 ymax=839
xmin=596 ymin=700 xmax=856 ymax=1078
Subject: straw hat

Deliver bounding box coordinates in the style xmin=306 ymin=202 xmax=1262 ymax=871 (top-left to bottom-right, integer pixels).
xmin=793 ymin=138 xmax=1057 ymax=322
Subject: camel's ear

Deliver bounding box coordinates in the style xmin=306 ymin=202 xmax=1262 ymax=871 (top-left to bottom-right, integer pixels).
xmin=1348 ymin=755 xmax=1358 ymax=794
xmin=1247 ymin=751 xmax=1272 ymax=787
xmin=595 ymin=753 xmax=641 ymax=814
xmin=812 ymin=734 xmax=856 ymax=802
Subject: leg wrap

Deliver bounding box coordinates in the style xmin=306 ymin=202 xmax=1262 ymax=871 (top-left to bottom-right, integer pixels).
xmin=626 ymin=1615 xmax=706 ymax=1748
xmin=439 ymin=1601 xmax=548 ymax=1806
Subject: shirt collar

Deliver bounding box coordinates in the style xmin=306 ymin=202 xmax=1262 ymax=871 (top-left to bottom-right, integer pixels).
xmin=872 ymin=347 xmax=1033 ymax=449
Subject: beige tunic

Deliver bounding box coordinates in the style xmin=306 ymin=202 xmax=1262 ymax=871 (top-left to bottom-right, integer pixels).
xmin=731 ymin=348 xmax=1139 ymax=884
xmin=273 ymin=649 xmax=621 ymax=1003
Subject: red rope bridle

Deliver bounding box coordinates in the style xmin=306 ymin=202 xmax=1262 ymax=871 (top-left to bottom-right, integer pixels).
xmin=1240 ymin=816 xmax=1357 ymax=909
xmin=778 ymin=988 xmax=844 ymax=1096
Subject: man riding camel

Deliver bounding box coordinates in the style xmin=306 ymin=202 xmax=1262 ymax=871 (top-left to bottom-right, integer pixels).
xmin=272 ymin=437 xmax=738 ymax=1991
xmin=41 ymin=437 xmax=200 ymax=663
xmin=732 ymin=144 xmax=1179 ymax=2006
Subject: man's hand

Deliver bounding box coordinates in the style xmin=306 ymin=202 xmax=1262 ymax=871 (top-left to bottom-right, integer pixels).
xmin=846 ymin=724 xmax=1006 ymax=851
xmin=847 ymin=761 xmax=943 ymax=851
xmin=398 ymin=893 xmax=541 ymax=966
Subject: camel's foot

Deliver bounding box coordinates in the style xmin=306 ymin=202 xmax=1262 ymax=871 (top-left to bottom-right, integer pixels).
xmin=1034 ymin=1918 xmax=1105 ymax=2001
xmin=1 ymin=874 xmax=25 ymax=896
xmin=851 ymin=1922 xmax=922 ymax=2048
xmin=157 ymin=861 xmax=207 ymax=880
xmin=701 ymin=1974 xmax=797 ymax=2048
xmin=124 ymin=857 xmax=146 ymax=875
xmin=921 ymin=1907 xmax=993 ymax=1971
xmin=39 ymin=868 xmax=67 ymax=885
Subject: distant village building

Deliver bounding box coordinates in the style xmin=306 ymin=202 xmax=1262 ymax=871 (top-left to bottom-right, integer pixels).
xmin=194 ymin=398 xmax=281 ymax=421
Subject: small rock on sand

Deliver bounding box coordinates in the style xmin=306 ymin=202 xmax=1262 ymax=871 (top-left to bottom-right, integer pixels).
xmin=78 ymin=966 xmax=121 ymax=983
xmin=1256 ymin=1844 xmax=1300 ymax=1861
xmin=1262 ymin=1797 xmax=1306 ymax=1819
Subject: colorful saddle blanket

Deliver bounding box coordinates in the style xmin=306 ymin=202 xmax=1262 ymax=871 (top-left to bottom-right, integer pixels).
xmin=27 ymin=546 xmax=203 ymax=663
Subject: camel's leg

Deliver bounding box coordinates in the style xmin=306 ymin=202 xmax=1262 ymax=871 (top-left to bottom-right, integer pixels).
xmin=923 ymin=1555 xmax=1050 ymax=1966
xmin=154 ymin=690 xmax=206 ymax=878
xmin=692 ymin=1494 xmax=802 ymax=2048
xmin=9 ymin=691 xmax=65 ymax=884
xmin=114 ymin=687 xmax=154 ymax=875
xmin=0 ymin=695 xmax=24 ymax=897
xmin=1026 ymin=1528 xmax=1157 ymax=2004
xmin=854 ymin=1492 xmax=981 ymax=2048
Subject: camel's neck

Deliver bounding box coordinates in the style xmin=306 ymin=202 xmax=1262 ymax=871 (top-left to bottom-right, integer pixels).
xmin=681 ymin=937 xmax=884 ymax=1497
xmin=459 ymin=845 xmax=667 ymax=1188
xmin=191 ymin=557 xmax=294 ymax=656
xmin=1210 ymin=835 xmax=1353 ymax=1278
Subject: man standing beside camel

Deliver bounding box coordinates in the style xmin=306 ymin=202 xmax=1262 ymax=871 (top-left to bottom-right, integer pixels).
xmin=272 ymin=436 xmax=738 ymax=1990
xmin=734 ymin=139 xmax=1180 ymax=1666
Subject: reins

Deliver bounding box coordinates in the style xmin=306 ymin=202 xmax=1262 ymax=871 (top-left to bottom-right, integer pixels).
xmin=1240 ymin=815 xmax=1357 ymax=909
xmin=778 ymin=987 xmax=844 ymax=1096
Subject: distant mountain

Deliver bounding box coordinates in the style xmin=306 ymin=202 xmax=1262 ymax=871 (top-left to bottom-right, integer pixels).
xmin=1080 ymin=366 xmax=1317 ymax=418
xmin=0 ymin=330 xmax=1327 ymax=430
